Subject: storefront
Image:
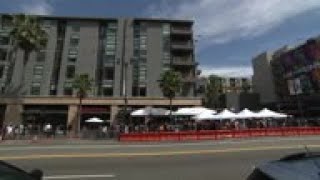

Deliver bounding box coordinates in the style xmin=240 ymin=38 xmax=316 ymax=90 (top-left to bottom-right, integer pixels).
xmin=22 ymin=105 xmax=68 ymax=133
xmin=80 ymin=105 xmax=110 ymax=129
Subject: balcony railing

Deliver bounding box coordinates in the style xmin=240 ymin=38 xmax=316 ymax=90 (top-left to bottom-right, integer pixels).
xmin=171 ymin=41 xmax=193 ymax=50
xmin=171 ymin=27 xmax=192 ymax=35
xmin=172 ymin=56 xmax=196 ymax=66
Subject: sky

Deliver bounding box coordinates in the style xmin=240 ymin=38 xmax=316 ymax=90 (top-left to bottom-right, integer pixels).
xmin=1 ymin=0 xmax=320 ymax=77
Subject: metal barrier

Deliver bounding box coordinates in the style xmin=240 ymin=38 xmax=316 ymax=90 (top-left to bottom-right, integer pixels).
xmin=119 ymin=127 xmax=320 ymax=142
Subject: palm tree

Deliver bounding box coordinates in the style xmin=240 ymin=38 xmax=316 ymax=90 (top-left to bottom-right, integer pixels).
xmin=72 ymin=74 xmax=92 ymax=135
xmin=205 ymin=75 xmax=222 ymax=108
xmin=159 ymin=70 xmax=181 ymax=122
xmin=8 ymin=14 xmax=47 ymax=92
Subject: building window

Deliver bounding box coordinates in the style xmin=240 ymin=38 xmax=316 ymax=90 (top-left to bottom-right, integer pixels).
xmin=30 ymin=82 xmax=41 ymax=95
xmin=49 ymin=84 xmax=57 ymax=95
xmin=106 ymin=37 xmax=116 ymax=44
xmin=242 ymin=78 xmax=248 ymax=84
xmin=139 ymin=87 xmax=146 ymax=96
xmin=70 ymin=37 xmax=80 ymax=47
xmin=64 ymin=82 xmax=73 ymax=95
xmin=102 ymin=87 xmax=113 ymax=96
xmin=230 ymin=78 xmax=236 ymax=88
xmin=71 ymin=25 xmax=80 ymax=32
xmin=106 ymin=44 xmax=116 ymax=50
xmin=1 ymin=16 xmax=12 ymax=29
xmin=36 ymin=51 xmax=46 ymax=62
xmin=105 ymin=50 xmax=115 ymax=55
xmin=162 ymin=23 xmax=171 ymax=71
xmin=0 ymin=36 xmax=9 ymax=45
xmin=0 ymin=48 xmax=7 ymax=60
xmin=103 ymin=67 xmax=114 ymax=80
xmin=68 ymin=57 xmax=77 ymax=63
xmin=132 ymin=86 xmax=146 ymax=97
xmin=140 ymin=50 xmax=147 ymax=56
xmin=42 ymin=20 xmax=51 ymax=29
xmin=68 ymin=48 xmax=78 ymax=56
xmin=66 ymin=65 xmax=75 ymax=79
xmin=33 ymin=65 xmax=43 ymax=79
xmin=139 ymin=64 xmax=147 ymax=82
xmin=104 ymin=55 xmax=115 ymax=63
xmin=162 ymin=65 xmax=170 ymax=72
xmin=64 ymin=88 xmax=73 ymax=96
xmin=0 ymin=65 xmax=4 ymax=79
xmin=132 ymin=86 xmax=138 ymax=96
xmin=140 ymin=58 xmax=147 ymax=63
xmin=163 ymin=24 xmax=170 ymax=35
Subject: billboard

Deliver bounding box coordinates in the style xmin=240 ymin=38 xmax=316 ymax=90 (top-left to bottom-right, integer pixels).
xmin=278 ymin=40 xmax=320 ymax=94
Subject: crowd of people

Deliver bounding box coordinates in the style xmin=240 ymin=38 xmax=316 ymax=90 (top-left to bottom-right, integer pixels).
xmin=0 ymin=123 xmax=67 ymax=140
xmin=0 ymin=117 xmax=319 ymax=140
xmin=120 ymin=117 xmax=320 ymax=133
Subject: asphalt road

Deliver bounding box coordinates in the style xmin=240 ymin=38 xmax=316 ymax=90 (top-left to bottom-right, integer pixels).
xmin=2 ymin=136 xmax=320 ymax=180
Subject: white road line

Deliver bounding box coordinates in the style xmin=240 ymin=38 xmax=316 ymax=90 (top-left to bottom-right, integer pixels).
xmin=44 ymin=174 xmax=115 ymax=179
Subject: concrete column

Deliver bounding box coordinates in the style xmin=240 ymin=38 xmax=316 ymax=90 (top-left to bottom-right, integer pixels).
xmin=67 ymin=105 xmax=78 ymax=133
xmin=4 ymin=104 xmax=23 ymax=125
xmin=110 ymin=105 xmax=119 ymax=125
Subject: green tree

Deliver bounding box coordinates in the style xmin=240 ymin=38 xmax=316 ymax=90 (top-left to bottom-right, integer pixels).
xmin=72 ymin=74 xmax=92 ymax=134
xmin=9 ymin=14 xmax=47 ymax=91
xmin=159 ymin=70 xmax=181 ymax=121
xmin=205 ymin=75 xmax=222 ymax=108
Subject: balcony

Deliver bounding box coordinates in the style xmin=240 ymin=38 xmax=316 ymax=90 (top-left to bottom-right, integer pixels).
xmin=172 ymin=56 xmax=196 ymax=66
xmin=171 ymin=41 xmax=193 ymax=51
xmin=171 ymin=27 xmax=192 ymax=36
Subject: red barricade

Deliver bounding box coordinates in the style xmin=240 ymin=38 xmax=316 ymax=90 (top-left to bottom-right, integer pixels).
xmin=119 ymin=127 xmax=320 ymax=142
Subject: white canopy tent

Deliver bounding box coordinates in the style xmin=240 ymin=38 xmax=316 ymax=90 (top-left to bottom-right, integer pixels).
xmin=256 ymin=108 xmax=288 ymax=119
xmin=131 ymin=107 xmax=170 ymax=117
xmin=85 ymin=117 xmax=104 ymax=123
xmin=193 ymin=112 xmax=218 ymax=121
xmin=173 ymin=107 xmax=216 ymax=116
xmin=210 ymin=109 xmax=238 ymax=120
xmin=236 ymin=108 xmax=259 ymax=119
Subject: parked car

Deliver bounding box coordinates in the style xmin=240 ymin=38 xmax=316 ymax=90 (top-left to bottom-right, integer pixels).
xmin=247 ymin=152 xmax=320 ymax=180
xmin=0 ymin=160 xmax=43 ymax=180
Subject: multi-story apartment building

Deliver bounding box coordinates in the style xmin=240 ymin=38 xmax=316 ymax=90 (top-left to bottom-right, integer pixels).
xmin=196 ymin=75 xmax=255 ymax=111
xmin=0 ymin=15 xmax=201 ymax=129
xmin=196 ymin=76 xmax=252 ymax=96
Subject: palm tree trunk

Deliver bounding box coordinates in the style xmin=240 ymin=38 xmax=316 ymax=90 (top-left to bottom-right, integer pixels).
xmin=20 ymin=51 xmax=30 ymax=94
xmin=169 ymin=97 xmax=173 ymax=124
xmin=77 ymin=96 xmax=83 ymax=136
xmin=4 ymin=46 xmax=17 ymax=93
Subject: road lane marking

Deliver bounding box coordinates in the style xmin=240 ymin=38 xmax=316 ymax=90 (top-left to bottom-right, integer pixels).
xmin=1 ymin=144 xmax=320 ymax=160
xmin=44 ymin=174 xmax=115 ymax=179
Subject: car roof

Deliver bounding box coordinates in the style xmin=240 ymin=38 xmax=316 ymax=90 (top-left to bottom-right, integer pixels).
xmin=257 ymin=153 xmax=320 ymax=180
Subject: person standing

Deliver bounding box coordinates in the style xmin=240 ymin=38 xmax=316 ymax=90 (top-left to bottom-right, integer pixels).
xmin=44 ymin=123 xmax=52 ymax=138
xmin=6 ymin=125 xmax=13 ymax=140
xmin=102 ymin=125 xmax=108 ymax=138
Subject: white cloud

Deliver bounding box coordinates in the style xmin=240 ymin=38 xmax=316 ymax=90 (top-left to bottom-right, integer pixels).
xmin=20 ymin=0 xmax=53 ymax=15
xmin=200 ymin=65 xmax=253 ymax=78
xmin=147 ymin=0 xmax=320 ymax=47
